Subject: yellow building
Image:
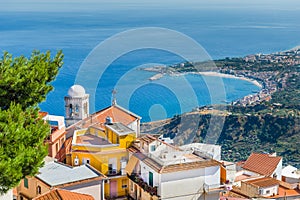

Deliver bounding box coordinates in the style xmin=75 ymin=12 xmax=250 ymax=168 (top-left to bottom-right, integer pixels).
xmin=68 ymin=121 xmax=137 ymax=198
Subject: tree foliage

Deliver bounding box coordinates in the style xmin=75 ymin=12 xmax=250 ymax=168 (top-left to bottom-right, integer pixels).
xmin=0 ymin=104 xmax=49 ymax=193
xmin=0 ymin=51 xmax=63 ymax=194
xmin=0 ymin=50 xmax=63 ymax=109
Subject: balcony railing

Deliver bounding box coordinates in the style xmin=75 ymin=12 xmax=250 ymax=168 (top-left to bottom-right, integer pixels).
xmin=128 ymin=173 xmax=159 ymax=197
xmin=107 ymin=169 xmax=122 ymax=177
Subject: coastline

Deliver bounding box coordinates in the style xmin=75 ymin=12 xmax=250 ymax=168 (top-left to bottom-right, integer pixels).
xmin=147 ymin=70 xmax=263 ymax=89
xmin=194 ymin=71 xmax=263 ymax=88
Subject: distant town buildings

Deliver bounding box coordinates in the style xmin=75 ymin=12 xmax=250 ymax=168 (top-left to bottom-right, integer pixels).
xmin=219 ymin=48 xmax=300 ymax=106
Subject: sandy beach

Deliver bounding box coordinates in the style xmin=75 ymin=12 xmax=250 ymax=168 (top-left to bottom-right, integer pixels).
xmin=146 ymin=67 xmax=263 ymax=88
xmin=195 ymin=71 xmax=263 ymax=88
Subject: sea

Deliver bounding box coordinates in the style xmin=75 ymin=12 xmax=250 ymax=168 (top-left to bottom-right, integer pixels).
xmin=1 ymin=1 xmax=300 ymax=122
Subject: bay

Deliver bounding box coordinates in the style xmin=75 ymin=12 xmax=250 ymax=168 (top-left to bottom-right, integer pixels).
xmin=0 ymin=1 xmax=299 ymax=122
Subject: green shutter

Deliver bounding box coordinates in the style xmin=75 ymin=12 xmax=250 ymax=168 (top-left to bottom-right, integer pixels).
xmin=149 ymin=171 xmax=153 ymax=187
xmin=24 ymin=178 xmax=28 ymax=188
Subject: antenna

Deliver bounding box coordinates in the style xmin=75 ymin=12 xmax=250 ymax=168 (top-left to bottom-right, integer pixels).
xmin=112 ymin=89 xmax=117 ymax=105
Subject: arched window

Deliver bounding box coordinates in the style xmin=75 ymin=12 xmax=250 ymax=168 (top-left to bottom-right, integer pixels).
xmin=69 ymin=104 xmax=73 ymax=117
xmin=75 ymin=104 xmax=79 ymax=113
xmin=36 ymin=185 xmax=41 ymax=195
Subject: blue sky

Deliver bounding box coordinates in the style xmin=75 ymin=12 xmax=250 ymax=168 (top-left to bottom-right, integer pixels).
xmin=2 ymin=0 xmax=300 ymax=12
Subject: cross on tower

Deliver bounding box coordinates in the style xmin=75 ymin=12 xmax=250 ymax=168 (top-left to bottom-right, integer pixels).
xmin=112 ymin=89 xmax=117 ymax=105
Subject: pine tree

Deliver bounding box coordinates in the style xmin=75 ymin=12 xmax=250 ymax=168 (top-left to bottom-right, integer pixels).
xmin=0 ymin=50 xmax=63 ymax=194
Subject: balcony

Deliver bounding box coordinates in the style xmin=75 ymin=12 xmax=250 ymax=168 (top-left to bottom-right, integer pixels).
xmin=107 ymin=169 xmax=122 ymax=177
xmin=128 ymin=173 xmax=159 ymax=197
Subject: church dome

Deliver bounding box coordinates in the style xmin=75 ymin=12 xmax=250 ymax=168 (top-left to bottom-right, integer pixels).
xmin=67 ymin=85 xmax=86 ymax=97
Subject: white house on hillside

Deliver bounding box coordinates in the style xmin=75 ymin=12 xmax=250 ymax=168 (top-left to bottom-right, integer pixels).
xmin=126 ymin=134 xmax=222 ymax=200
xmin=282 ymin=165 xmax=300 ymax=184
xmin=241 ymin=152 xmax=282 ymax=180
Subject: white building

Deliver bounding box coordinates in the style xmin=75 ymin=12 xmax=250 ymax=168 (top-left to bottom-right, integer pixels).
xmin=0 ymin=189 xmax=13 ymax=200
xmin=126 ymin=134 xmax=222 ymax=200
xmin=241 ymin=177 xmax=279 ymax=197
xmin=282 ymin=165 xmax=300 ymax=184
xmin=64 ymin=85 xmax=89 ymax=127
xmin=241 ymin=152 xmax=282 ymax=181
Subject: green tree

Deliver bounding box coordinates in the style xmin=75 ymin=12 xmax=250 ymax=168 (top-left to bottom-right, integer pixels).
xmin=0 ymin=51 xmax=63 ymax=194
xmin=0 ymin=50 xmax=63 ymax=109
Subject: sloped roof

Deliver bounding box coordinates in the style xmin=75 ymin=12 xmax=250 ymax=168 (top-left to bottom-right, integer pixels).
xmin=33 ymin=189 xmax=94 ymax=200
xmin=245 ymin=177 xmax=279 ymax=188
xmin=132 ymin=150 xmax=220 ymax=174
xmin=36 ymin=161 xmax=103 ymax=187
xmin=39 ymin=112 xmax=48 ymax=119
xmin=139 ymin=134 xmax=157 ymax=144
xmin=67 ymin=104 xmax=140 ymax=131
xmin=275 ymin=186 xmax=300 ymax=198
xmin=242 ymin=153 xmax=282 ymax=176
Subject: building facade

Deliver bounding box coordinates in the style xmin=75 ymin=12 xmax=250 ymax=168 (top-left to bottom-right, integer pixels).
xmin=126 ymin=135 xmax=222 ymax=200
xmin=17 ymin=161 xmax=104 ymax=200
xmin=68 ymin=122 xmax=137 ymax=198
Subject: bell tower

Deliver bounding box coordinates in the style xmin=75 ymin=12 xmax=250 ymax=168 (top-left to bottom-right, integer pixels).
xmin=64 ymin=85 xmax=89 ymax=127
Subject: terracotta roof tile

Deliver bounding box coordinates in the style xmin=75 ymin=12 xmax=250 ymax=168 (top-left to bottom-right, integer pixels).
xmin=132 ymin=151 xmax=220 ymax=174
xmin=139 ymin=134 xmax=156 ymax=144
xmin=67 ymin=105 xmax=140 ymax=131
xmin=245 ymin=177 xmax=279 ymax=188
xmin=161 ymin=159 xmax=220 ymax=173
xmin=260 ymin=186 xmax=300 ymax=199
xmin=127 ymin=144 xmax=140 ymax=154
xmin=33 ymin=189 xmax=94 ymax=200
xmin=39 ymin=112 xmax=48 ymax=119
xmin=242 ymin=153 xmax=282 ymax=176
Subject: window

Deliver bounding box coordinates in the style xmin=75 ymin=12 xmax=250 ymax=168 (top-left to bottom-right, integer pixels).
xmin=108 ymin=158 xmax=117 ymax=175
xmin=266 ymin=190 xmax=270 ymax=194
xmin=56 ymin=142 xmax=59 ymax=154
xmin=69 ymin=104 xmax=73 ymax=117
xmin=150 ymin=145 xmax=156 ymax=152
xmin=83 ymin=158 xmax=90 ymax=165
xmin=24 ymin=178 xmax=28 ymax=189
xmin=36 ymin=186 xmax=41 ymax=195
xmin=75 ymin=104 xmax=79 ymax=113
xmin=108 ymin=164 xmax=113 ymax=174
xmin=122 ymin=179 xmax=127 ymax=188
